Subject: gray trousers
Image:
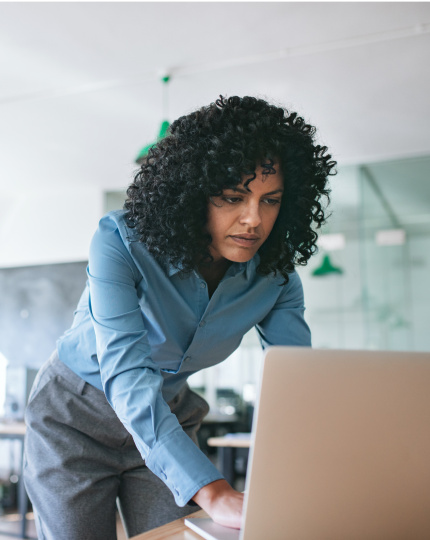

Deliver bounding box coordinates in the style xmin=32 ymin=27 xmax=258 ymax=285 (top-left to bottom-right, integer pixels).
xmin=24 ymin=351 xmax=209 ymax=540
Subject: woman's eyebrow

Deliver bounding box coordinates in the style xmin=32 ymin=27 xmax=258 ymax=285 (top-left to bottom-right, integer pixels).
xmin=227 ymin=186 xmax=249 ymax=194
xmin=262 ymin=189 xmax=284 ymax=196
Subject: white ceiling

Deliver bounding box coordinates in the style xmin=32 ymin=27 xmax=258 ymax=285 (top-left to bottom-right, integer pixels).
xmin=1 ymin=2 xmax=430 ymax=191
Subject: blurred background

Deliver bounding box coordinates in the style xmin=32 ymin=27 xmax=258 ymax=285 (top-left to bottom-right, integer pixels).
xmin=0 ymin=2 xmax=429 ymax=534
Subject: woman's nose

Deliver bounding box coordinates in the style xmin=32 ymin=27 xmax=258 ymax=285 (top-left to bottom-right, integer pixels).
xmin=240 ymin=203 xmax=262 ymax=228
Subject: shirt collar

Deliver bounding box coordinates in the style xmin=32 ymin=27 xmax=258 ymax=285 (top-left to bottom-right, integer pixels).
xmin=244 ymin=252 xmax=259 ymax=280
xmin=167 ymin=261 xmax=183 ymax=277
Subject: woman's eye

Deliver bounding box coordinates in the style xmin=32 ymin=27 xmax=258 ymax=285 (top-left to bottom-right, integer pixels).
xmin=222 ymin=197 xmax=242 ymax=204
xmin=263 ymin=198 xmax=281 ymax=205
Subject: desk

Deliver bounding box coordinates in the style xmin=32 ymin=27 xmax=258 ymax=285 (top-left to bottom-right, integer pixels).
xmin=0 ymin=422 xmax=29 ymax=539
xmin=207 ymin=435 xmax=251 ymax=486
xmin=131 ymin=509 xmax=208 ymax=540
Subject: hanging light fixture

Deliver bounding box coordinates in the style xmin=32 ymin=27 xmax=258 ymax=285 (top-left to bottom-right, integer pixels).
xmin=312 ymin=254 xmax=343 ymax=277
xmin=135 ymin=75 xmax=170 ymax=165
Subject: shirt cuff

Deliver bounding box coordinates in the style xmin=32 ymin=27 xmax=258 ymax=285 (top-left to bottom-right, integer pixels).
xmin=145 ymin=429 xmax=224 ymax=507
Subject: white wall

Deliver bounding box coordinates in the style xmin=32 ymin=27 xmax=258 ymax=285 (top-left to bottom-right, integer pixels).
xmin=0 ymin=186 xmax=103 ymax=268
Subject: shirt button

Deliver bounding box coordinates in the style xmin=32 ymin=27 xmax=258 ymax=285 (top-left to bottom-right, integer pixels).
xmin=184 ymin=356 xmax=191 ymax=362
xmin=200 ymin=282 xmax=206 ymax=288
xmin=199 ymin=321 xmax=206 ymax=327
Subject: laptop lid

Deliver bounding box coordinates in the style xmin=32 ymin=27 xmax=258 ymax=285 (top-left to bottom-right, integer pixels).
xmin=241 ymin=347 xmax=430 ymax=540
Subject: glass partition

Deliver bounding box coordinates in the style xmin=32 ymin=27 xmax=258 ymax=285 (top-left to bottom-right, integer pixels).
xmin=300 ymin=155 xmax=430 ymax=352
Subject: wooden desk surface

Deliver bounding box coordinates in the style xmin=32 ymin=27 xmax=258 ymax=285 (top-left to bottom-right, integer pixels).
xmin=207 ymin=435 xmax=251 ymax=448
xmin=131 ymin=509 xmax=208 ymax=540
xmin=0 ymin=421 xmax=26 ymax=436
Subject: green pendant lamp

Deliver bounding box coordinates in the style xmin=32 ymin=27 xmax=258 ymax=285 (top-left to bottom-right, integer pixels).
xmin=312 ymin=254 xmax=343 ymax=277
xmin=135 ymin=75 xmax=170 ymax=165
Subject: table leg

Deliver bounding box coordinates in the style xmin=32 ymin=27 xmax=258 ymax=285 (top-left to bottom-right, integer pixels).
xmin=218 ymin=447 xmax=235 ymax=487
xmin=18 ymin=440 xmax=28 ymax=539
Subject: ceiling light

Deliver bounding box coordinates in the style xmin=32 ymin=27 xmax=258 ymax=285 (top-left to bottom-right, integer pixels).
xmin=375 ymin=229 xmax=406 ymax=246
xmin=312 ymin=255 xmax=343 ymax=277
xmin=135 ymin=75 xmax=170 ymax=165
xmin=318 ymin=233 xmax=346 ymax=251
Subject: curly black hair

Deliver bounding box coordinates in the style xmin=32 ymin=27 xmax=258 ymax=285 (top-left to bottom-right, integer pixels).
xmin=125 ymin=95 xmax=336 ymax=284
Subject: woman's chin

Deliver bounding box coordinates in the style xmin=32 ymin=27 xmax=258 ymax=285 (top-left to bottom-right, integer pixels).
xmin=225 ymin=248 xmax=258 ymax=264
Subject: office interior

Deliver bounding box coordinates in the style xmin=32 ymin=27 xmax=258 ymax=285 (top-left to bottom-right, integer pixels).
xmin=0 ymin=2 xmax=429 ymax=538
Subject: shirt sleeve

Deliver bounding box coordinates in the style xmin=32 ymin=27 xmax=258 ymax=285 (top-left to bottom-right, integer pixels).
xmin=255 ymin=271 xmax=312 ymax=348
xmin=87 ymin=216 xmax=223 ymax=507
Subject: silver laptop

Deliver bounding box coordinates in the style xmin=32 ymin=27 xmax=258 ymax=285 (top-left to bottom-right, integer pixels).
xmin=186 ymin=347 xmax=430 ymax=540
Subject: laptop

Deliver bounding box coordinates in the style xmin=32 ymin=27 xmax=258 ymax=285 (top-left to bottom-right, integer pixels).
xmin=185 ymin=347 xmax=430 ymax=540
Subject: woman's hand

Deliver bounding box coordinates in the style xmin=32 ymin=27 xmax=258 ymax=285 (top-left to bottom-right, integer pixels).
xmin=192 ymin=479 xmax=244 ymax=529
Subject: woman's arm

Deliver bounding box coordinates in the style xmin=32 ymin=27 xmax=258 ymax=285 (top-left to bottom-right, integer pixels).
xmin=87 ymin=215 xmax=223 ymax=507
xmin=255 ymin=271 xmax=311 ymax=348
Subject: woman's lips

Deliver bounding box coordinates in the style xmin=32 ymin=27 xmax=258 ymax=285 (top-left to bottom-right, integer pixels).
xmin=230 ymin=236 xmax=259 ymax=247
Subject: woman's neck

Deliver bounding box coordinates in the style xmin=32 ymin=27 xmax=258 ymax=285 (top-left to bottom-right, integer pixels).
xmin=198 ymin=258 xmax=232 ymax=298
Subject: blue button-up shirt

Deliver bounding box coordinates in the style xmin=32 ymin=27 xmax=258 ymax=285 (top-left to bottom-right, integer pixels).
xmin=57 ymin=210 xmax=311 ymax=506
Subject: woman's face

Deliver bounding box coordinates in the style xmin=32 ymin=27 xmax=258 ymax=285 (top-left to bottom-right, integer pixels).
xmin=206 ymin=164 xmax=284 ymax=265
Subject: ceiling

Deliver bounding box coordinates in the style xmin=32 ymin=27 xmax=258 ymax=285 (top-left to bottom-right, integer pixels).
xmin=1 ymin=2 xmax=430 ymax=192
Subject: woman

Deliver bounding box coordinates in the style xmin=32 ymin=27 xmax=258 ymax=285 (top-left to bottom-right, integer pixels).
xmin=24 ymin=95 xmax=335 ymax=539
